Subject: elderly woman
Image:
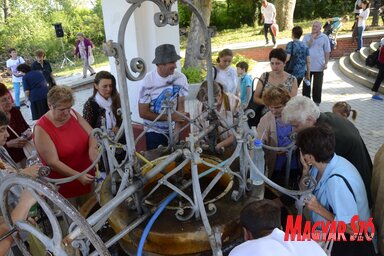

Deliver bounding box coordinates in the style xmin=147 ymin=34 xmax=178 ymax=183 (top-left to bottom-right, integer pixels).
xmin=192 ymin=80 xmax=240 ymax=152
xmin=34 ymin=86 xmax=97 ymax=207
xmin=0 ymin=83 xmax=31 ymax=168
xmin=256 ymin=86 xmax=299 ymax=187
xmin=74 ymin=32 xmax=96 ymax=79
xmin=297 ymin=125 xmax=375 ymax=256
xmin=17 ymin=63 xmax=49 ymax=120
xmin=31 ymin=49 xmax=56 ymax=89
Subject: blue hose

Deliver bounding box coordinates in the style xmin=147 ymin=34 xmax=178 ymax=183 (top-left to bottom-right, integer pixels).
xmin=137 ymin=191 xmax=177 ymax=255
xmin=136 ymin=160 xmax=228 ymax=255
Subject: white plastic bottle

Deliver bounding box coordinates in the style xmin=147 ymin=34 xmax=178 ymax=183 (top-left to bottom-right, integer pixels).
xmin=251 ymin=139 xmax=265 ymax=186
xmin=248 ymin=139 xmax=265 ymax=199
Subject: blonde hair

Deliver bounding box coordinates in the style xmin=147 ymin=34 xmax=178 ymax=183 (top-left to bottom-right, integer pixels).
xmin=262 ymin=86 xmax=291 ymax=107
xmin=47 ymin=86 xmax=74 ymax=107
xmin=332 ymin=101 xmax=357 ymax=120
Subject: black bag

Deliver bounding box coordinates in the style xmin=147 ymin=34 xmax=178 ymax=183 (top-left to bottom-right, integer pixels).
xmin=366 ymin=49 xmax=379 ymax=67
xmin=284 ymin=42 xmax=295 ymax=74
xmin=246 ymin=72 xmax=269 ymax=127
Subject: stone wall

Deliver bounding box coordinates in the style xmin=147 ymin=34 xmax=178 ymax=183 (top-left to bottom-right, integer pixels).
xmin=234 ymin=33 xmax=384 ymax=61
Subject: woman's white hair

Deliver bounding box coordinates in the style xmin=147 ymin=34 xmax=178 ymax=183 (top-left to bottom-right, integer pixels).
xmin=282 ymin=96 xmax=320 ymax=124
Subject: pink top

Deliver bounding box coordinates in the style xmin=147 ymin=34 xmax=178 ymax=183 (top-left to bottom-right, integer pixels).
xmin=36 ymin=113 xmax=94 ymax=198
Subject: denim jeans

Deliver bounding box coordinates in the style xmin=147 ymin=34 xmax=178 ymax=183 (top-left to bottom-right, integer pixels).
xmin=145 ymin=132 xmax=168 ymax=150
xmin=12 ymin=82 xmax=21 ymax=107
xmin=357 ymin=26 xmax=365 ymax=50
xmin=263 ymin=23 xmax=276 ymax=44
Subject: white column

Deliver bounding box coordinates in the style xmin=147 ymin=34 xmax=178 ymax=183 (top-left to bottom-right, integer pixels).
xmin=101 ymin=0 xmax=181 ymax=122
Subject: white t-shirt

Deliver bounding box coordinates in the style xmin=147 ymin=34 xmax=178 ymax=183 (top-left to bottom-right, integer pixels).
xmin=358 ymin=8 xmax=370 ymax=27
xmin=6 ymin=57 xmax=25 ymax=83
xmin=215 ymin=66 xmax=238 ymax=95
xmin=261 ymin=3 xmax=276 ymax=24
xmin=138 ymin=69 xmax=188 ymax=133
xmin=229 ymin=228 xmax=327 ymax=256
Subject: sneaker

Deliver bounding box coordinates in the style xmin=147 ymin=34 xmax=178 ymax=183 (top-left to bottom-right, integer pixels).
xmin=265 ymin=42 xmax=269 ymax=46
xmin=273 ymin=43 xmax=278 ymax=49
xmin=372 ymin=95 xmax=384 ymax=101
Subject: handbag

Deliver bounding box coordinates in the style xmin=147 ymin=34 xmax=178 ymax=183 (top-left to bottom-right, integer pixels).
xmin=246 ymin=72 xmax=269 ymax=127
xmin=7 ymin=126 xmax=36 ymax=158
xmin=284 ymin=41 xmax=295 ymax=74
xmin=88 ymin=54 xmax=95 ymax=65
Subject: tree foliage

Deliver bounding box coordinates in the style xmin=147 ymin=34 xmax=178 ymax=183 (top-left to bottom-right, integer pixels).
xmin=0 ymin=0 xmax=105 ymax=66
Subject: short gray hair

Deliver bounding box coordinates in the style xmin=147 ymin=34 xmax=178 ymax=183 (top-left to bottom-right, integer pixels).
xmin=282 ymin=96 xmax=320 ymax=124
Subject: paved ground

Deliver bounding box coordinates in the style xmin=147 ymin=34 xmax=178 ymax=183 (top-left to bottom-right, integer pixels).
xmin=19 ymin=58 xmax=383 ymax=160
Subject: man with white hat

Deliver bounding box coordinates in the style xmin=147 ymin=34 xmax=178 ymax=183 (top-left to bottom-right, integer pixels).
xmin=138 ymin=44 xmax=189 ymax=150
xmin=371 ymin=37 xmax=384 ymax=101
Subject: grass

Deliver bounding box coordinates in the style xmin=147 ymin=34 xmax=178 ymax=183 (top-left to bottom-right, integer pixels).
xmin=180 ymin=17 xmax=376 ymax=50
xmin=48 ymin=17 xmax=377 ymax=80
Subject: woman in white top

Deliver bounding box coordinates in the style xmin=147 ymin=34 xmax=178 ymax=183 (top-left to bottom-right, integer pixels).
xmin=214 ymin=49 xmax=238 ymax=95
xmin=193 ymin=81 xmax=240 ymax=153
xmin=356 ymin=0 xmax=370 ymax=51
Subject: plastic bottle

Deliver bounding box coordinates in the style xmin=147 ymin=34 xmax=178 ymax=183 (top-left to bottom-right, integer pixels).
xmin=251 ymin=139 xmax=265 ymax=186
xmin=304 ymin=79 xmax=311 ymax=87
xmin=26 ymin=150 xmax=40 ymax=167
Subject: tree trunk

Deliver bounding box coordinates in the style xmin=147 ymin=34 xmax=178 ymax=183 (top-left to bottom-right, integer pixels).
xmin=275 ymin=0 xmax=296 ymax=31
xmin=371 ymin=0 xmax=381 ymax=26
xmin=183 ymin=0 xmax=212 ymax=69
xmin=3 ymin=0 xmax=9 ymax=22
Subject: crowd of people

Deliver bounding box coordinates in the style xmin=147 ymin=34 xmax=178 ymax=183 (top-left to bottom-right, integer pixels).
xmin=0 ymin=9 xmax=381 ymax=255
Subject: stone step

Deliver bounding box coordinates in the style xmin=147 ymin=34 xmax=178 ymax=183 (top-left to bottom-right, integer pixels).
xmin=370 ymin=41 xmax=380 ymax=53
xmin=350 ymin=51 xmax=379 ymax=78
xmin=338 ymin=56 xmax=384 ymax=94
xmin=359 ymin=47 xmax=371 ymax=62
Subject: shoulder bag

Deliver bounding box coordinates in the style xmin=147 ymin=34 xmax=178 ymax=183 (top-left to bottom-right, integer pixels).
xmin=246 ymin=72 xmax=269 ymax=127
xmin=284 ymin=41 xmax=295 ymax=74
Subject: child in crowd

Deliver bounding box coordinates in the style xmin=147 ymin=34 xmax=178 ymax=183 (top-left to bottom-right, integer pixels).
xmin=332 ymin=101 xmax=358 ymax=120
xmin=214 ymin=49 xmax=238 ymax=95
xmin=236 ymin=61 xmax=252 ymax=109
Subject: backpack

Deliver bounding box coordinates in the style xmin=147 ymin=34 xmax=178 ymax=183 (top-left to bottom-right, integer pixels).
xmin=365 ymin=49 xmax=379 ymax=67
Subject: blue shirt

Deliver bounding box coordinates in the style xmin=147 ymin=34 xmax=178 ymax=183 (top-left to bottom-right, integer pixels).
xmin=309 ymin=154 xmax=370 ymax=226
xmin=275 ymin=119 xmax=298 ymax=171
xmin=22 ymin=71 xmax=49 ymax=102
xmin=285 ymin=40 xmax=309 ymax=79
xmin=239 ymin=74 xmax=252 ymax=106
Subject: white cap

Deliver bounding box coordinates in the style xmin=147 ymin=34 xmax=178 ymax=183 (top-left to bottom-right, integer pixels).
xmin=381 ymin=37 xmax=384 ymax=46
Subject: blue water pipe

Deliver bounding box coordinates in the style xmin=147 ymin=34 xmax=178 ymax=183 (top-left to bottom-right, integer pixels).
xmin=136 ymin=160 xmax=228 ymax=255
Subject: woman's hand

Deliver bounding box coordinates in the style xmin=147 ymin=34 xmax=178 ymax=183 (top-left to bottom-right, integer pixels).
xmin=111 ymin=126 xmax=119 ymax=135
xmin=21 ymin=165 xmax=41 ymax=178
xmin=299 ymin=151 xmax=311 ymax=176
xmin=305 ymin=195 xmax=335 ymax=221
xmin=78 ymin=173 xmax=95 ymax=185
xmin=6 ymin=137 xmax=28 ymax=148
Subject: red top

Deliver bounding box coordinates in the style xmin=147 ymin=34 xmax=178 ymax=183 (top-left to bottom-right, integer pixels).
xmin=379 ymin=46 xmax=384 ymax=64
xmin=5 ymin=107 xmax=30 ymax=163
xmin=36 ymin=113 xmax=94 ymax=198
